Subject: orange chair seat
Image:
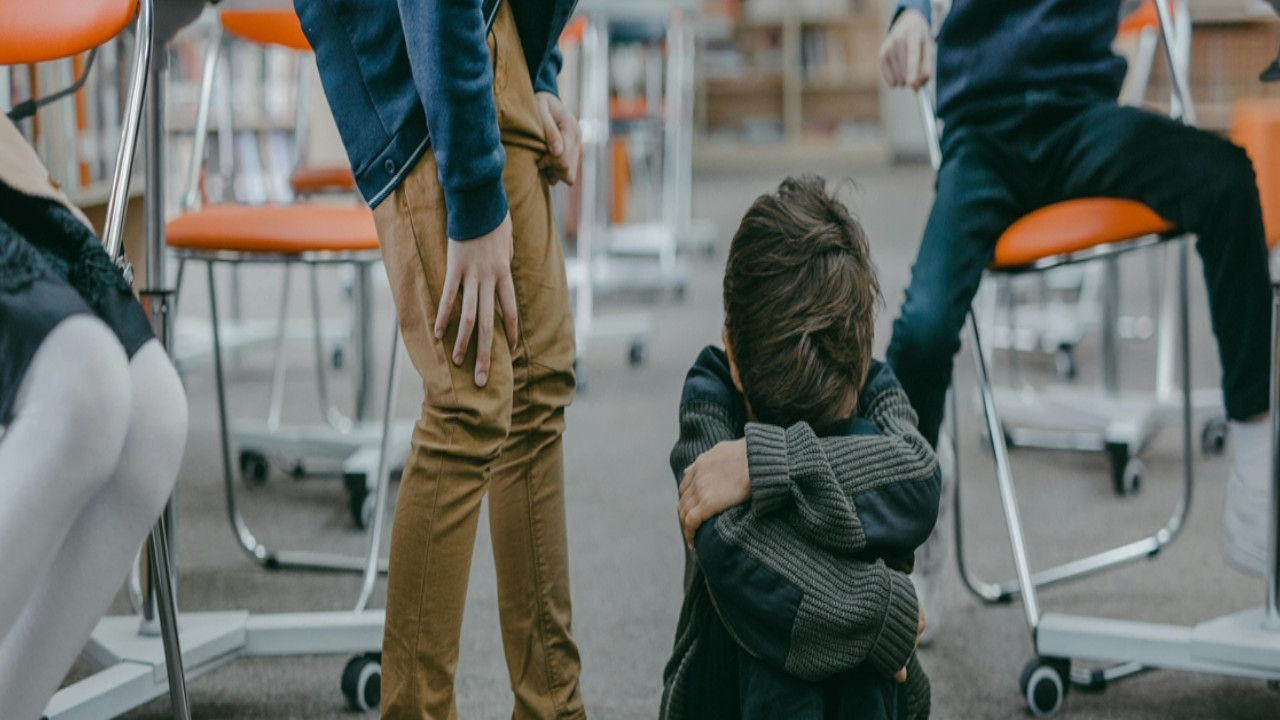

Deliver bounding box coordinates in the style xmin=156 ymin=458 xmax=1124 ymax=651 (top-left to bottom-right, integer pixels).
xmin=290 ymin=166 xmax=357 ymax=195
xmin=220 ymin=9 xmax=311 ymax=52
xmin=0 ymin=0 xmax=138 ymax=64
xmin=167 ymin=204 xmax=379 ymax=255
xmin=992 ymin=198 xmax=1174 ymax=270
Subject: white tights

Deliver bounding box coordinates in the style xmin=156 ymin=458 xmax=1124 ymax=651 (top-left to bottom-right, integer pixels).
xmin=0 ymin=316 xmax=188 ymax=720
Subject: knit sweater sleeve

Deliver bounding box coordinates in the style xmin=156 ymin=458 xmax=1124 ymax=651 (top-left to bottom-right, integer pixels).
xmin=695 ymin=509 xmax=921 ymax=682
xmin=745 ymin=362 xmax=941 ymax=560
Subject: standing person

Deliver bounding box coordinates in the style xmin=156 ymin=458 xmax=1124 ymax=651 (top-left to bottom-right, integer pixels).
xmin=879 ymin=0 xmax=1275 ymax=641
xmin=295 ymin=1 xmax=586 ymax=718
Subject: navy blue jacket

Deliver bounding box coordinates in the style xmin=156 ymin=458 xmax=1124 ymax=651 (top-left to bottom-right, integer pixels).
xmin=895 ymin=0 xmax=1128 ymax=125
xmin=294 ymin=0 xmax=574 ymax=240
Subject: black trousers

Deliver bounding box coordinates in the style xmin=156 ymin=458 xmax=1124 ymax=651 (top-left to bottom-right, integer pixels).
xmin=886 ymin=95 xmax=1273 ymax=447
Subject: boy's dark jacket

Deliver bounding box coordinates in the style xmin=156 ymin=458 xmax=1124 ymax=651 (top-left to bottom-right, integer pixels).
xmin=662 ymin=346 xmax=941 ymax=720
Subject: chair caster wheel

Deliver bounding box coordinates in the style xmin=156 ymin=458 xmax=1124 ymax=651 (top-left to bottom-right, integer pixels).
xmin=332 ymin=345 xmax=346 ymax=369
xmin=1021 ymin=657 xmax=1068 ymax=717
xmin=1201 ymin=417 xmax=1228 ymax=457
xmin=239 ymin=450 xmax=270 ymax=489
xmin=1106 ymin=444 xmax=1141 ymax=496
xmin=1053 ymin=344 xmax=1077 ymax=380
xmin=345 ymin=473 xmax=370 ymax=529
xmin=341 ymin=653 xmax=382 ymax=712
xmin=629 ymin=341 xmax=647 ymax=367
xmin=674 ymin=283 xmax=687 ymax=302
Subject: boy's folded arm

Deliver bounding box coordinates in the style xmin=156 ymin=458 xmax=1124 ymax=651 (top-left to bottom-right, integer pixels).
xmin=743 ymin=369 xmax=941 ymax=557
xmin=669 ymin=346 xmax=747 ymax=484
xmin=694 ymin=508 xmax=920 ymax=683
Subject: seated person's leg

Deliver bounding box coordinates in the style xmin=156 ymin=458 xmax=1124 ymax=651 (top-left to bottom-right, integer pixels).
xmin=1050 ymin=103 xmax=1273 ymax=575
xmin=886 ymin=129 xmax=1026 ymax=448
xmin=886 ymin=128 xmax=1025 ymax=639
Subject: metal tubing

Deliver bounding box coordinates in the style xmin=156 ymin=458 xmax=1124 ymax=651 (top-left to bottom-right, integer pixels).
xmin=950 ymin=385 xmax=1008 ymax=603
xmin=352 ymin=263 xmax=374 ymax=422
xmin=207 ymin=262 xmax=392 ymax=575
xmin=1153 ymin=0 xmax=1195 ymax=126
xmin=1266 ymin=282 xmax=1280 ymax=625
xmin=355 ymin=321 xmax=402 ymax=612
xmin=1101 ymin=256 xmax=1120 ymax=395
xmin=917 ymin=92 xmax=942 ymax=171
xmin=101 ymin=0 xmax=152 ymax=261
xmin=266 ymin=265 xmax=294 ymax=431
xmin=968 ymin=311 xmax=1040 ymax=630
xmin=310 ymin=264 xmax=351 ymax=432
xmin=147 ymin=516 xmax=191 ymax=720
xmin=181 ymin=22 xmax=222 ymax=212
xmin=208 ymin=262 xmax=270 ymax=564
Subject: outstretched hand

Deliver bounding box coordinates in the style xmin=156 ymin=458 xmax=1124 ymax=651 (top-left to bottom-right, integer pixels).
xmin=677 ymin=439 xmax=750 ymax=549
xmin=879 ymin=8 xmax=934 ymax=91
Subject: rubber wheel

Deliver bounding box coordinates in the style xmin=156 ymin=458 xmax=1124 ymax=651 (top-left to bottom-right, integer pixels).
xmin=332 ymin=345 xmax=345 ymax=369
xmin=629 ymin=341 xmax=647 ymax=367
xmin=1021 ymin=657 xmax=1068 ymax=718
xmin=1202 ymin=417 xmax=1229 ymax=457
xmin=239 ymin=450 xmax=270 ymax=489
xmin=1053 ymin=344 xmax=1078 ymax=381
xmin=341 ymin=653 xmax=382 ymax=712
xmin=345 ymin=473 xmax=370 ymax=530
xmin=1106 ymin=444 xmax=1141 ymax=496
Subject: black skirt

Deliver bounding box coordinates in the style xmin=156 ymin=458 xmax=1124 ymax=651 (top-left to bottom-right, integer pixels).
xmin=0 ymin=181 xmax=154 ymax=421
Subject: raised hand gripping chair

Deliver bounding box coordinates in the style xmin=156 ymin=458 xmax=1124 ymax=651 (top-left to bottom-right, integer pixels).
xmin=2 ymin=0 xmax=191 ymax=718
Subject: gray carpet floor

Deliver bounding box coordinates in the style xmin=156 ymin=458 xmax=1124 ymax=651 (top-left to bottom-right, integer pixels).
xmin=66 ymin=163 xmax=1280 ymax=719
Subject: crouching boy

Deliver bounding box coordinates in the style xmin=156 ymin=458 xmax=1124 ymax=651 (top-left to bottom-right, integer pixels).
xmin=662 ymin=176 xmax=940 ymax=720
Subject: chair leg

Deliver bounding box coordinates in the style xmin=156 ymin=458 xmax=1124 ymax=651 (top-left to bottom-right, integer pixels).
xmin=207 ymin=262 xmax=269 ymax=565
xmin=967 ymin=310 xmax=1042 ymax=635
xmin=147 ymin=515 xmax=191 ymax=720
xmin=355 ymin=318 xmax=401 ymax=613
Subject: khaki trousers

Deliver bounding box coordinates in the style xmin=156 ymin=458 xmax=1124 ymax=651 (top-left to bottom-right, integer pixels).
xmin=372 ymin=5 xmax=583 ymax=718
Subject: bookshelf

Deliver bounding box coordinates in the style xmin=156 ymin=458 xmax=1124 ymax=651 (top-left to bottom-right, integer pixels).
xmin=694 ymin=0 xmax=888 ymax=170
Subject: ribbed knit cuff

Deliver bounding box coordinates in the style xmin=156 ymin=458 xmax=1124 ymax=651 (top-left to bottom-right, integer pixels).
xmin=745 ymin=422 xmax=791 ymax=515
xmin=904 ymin=655 xmax=932 ymax=720
xmin=444 ymin=172 xmax=509 ymax=241
xmin=867 ymin=571 xmax=920 ymax=679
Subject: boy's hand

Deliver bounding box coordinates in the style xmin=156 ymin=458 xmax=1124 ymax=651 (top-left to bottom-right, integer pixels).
xmin=894 ymin=599 xmax=927 ymax=683
xmin=435 ymin=213 xmax=519 ymax=387
xmin=678 ymin=439 xmax=750 ymax=548
xmin=535 ymin=91 xmax=581 ymax=186
xmin=879 ymin=8 xmax=933 ymax=90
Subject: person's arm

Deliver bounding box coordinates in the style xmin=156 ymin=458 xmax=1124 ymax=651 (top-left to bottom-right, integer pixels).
xmin=679 ymin=361 xmax=940 ymax=561
xmin=669 ymin=349 xmax=921 ymax=682
xmin=881 ymin=2 xmax=933 ymax=90
xmin=397 ymin=0 xmax=520 ymax=390
xmin=693 ymin=507 xmax=922 ymax=683
xmin=397 ymin=0 xmax=505 ymax=242
xmin=534 ymin=46 xmax=563 ymax=97
xmin=744 ymin=362 xmax=941 ymax=559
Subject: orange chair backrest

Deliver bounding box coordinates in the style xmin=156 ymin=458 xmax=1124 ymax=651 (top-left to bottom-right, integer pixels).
xmin=221 ymin=9 xmax=311 ymax=52
xmin=0 ymin=0 xmax=139 ymax=64
xmin=1230 ymin=99 xmax=1280 ymax=250
xmin=1118 ymin=0 xmax=1173 ymax=39
xmin=560 ymin=15 xmax=587 ymax=47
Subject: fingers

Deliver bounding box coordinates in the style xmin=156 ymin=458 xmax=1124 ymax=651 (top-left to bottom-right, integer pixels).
xmin=474 ymin=279 xmax=495 ymax=386
xmin=905 ymin=38 xmax=920 ymax=91
xmin=435 ymin=261 xmax=462 ymax=340
xmin=919 ymin=37 xmax=936 ymax=89
xmin=452 ymin=275 xmax=478 ymax=366
xmin=497 ymin=273 xmax=519 ymax=351
xmin=539 ymin=97 xmax=565 ymax=157
xmin=895 ymin=667 xmax=907 ymax=684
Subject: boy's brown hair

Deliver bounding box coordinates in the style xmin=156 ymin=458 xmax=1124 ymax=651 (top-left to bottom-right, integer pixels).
xmin=723 ymin=175 xmax=881 ymax=434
